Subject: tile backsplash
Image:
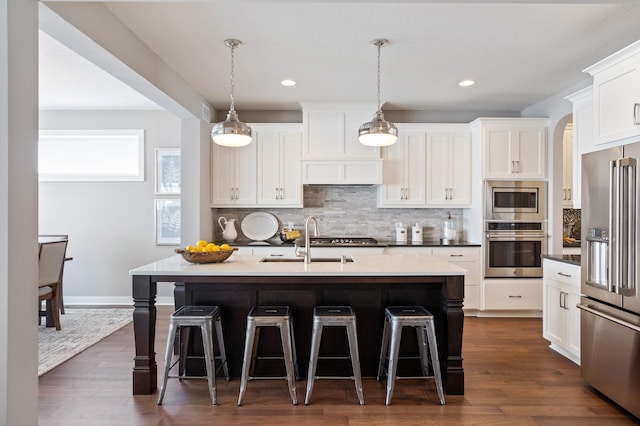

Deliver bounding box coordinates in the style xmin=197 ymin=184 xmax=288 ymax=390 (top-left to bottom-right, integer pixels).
xmin=563 ymin=208 xmax=581 ymax=239
xmin=213 ymin=186 xmax=464 ymax=242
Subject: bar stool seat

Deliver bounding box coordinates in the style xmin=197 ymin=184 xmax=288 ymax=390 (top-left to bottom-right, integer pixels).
xmin=305 ymin=306 xmax=364 ymax=405
xmin=377 ymin=306 xmax=445 ymax=406
xmin=238 ymin=306 xmax=299 ymax=406
xmin=157 ymin=305 xmax=230 ymax=405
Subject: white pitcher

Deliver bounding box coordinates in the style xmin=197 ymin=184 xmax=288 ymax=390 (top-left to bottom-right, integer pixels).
xmin=218 ymin=217 xmax=237 ymax=242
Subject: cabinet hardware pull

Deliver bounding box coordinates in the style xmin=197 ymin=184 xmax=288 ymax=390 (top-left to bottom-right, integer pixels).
xmin=634 ymin=103 xmax=640 ymax=126
xmin=564 ymin=292 xmax=569 ymax=310
xmin=563 ymin=189 xmax=567 ymax=200
xmin=515 ymin=160 xmax=520 ymax=173
xmin=568 ymin=188 xmax=571 ymax=201
xmin=508 ymin=295 xmax=522 ymax=298
xmin=559 ymin=291 xmax=565 ymax=309
xmin=235 ymin=188 xmax=239 ymax=200
xmin=280 ymin=187 xmax=284 ymax=199
xmin=449 ymin=254 xmax=463 ymax=257
xmin=558 ymin=272 xmax=572 ymax=278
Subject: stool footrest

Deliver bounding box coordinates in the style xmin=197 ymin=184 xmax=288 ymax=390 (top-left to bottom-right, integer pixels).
xmin=313 ymin=375 xmax=357 ymax=380
xmin=317 ymin=355 xmax=351 ymax=360
xmin=248 ymin=375 xmax=290 ymax=381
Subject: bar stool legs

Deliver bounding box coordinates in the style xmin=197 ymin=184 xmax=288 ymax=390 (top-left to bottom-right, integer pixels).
xmin=238 ymin=306 xmax=298 ymax=406
xmin=157 ymin=306 xmax=229 ymax=406
xmin=377 ymin=306 xmax=446 ymax=406
xmin=305 ymin=306 xmax=364 ymax=405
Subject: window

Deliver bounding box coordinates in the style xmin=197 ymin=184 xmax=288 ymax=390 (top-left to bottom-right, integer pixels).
xmin=38 ymin=129 xmax=144 ymax=181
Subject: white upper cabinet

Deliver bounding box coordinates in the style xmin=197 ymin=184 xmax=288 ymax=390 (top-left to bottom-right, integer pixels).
xmin=473 ymin=118 xmax=548 ymax=180
xmin=585 ymin=40 xmax=640 ymax=146
xmin=562 ymin=123 xmax=574 ymax=208
xmin=255 ymin=124 xmax=303 ymax=207
xmin=301 ymin=102 xmax=382 ymax=184
xmin=565 ymin=86 xmax=593 ymax=209
xmin=210 ymin=140 xmax=257 ymax=207
xmin=425 ymin=130 xmax=471 ymax=206
xmin=378 ymin=127 xmax=426 ymax=207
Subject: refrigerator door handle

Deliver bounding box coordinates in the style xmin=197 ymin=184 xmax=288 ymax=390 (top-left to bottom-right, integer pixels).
xmin=618 ymin=157 xmax=637 ymax=297
xmin=609 ymin=159 xmax=617 ymax=293
xmin=577 ymin=303 xmax=640 ymax=333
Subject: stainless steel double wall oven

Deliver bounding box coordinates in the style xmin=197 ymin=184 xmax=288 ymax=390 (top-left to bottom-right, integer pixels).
xmin=484 ymin=180 xmax=547 ymax=278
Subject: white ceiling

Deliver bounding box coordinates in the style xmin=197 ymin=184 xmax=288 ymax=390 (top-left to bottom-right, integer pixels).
xmin=39 ymin=1 xmax=640 ymax=114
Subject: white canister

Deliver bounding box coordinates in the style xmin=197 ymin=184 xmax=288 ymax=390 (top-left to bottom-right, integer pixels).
xmin=395 ymin=222 xmax=407 ymax=242
xmin=411 ymin=223 xmax=423 ymax=243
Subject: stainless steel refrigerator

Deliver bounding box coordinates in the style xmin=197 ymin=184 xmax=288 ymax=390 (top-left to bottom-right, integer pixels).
xmin=580 ymin=144 xmax=640 ymax=419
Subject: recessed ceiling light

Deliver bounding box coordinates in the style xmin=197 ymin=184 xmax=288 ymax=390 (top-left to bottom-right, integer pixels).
xmin=281 ymin=79 xmax=296 ymax=87
xmin=458 ymin=79 xmax=476 ymax=87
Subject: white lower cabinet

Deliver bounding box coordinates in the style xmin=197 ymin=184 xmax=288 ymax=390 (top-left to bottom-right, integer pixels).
xmin=542 ymin=259 xmax=581 ymax=364
xmin=385 ymin=246 xmax=481 ymax=313
xmin=482 ymin=279 xmax=543 ymax=311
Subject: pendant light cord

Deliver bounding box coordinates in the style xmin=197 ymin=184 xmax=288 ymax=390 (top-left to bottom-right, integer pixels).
xmin=229 ymin=42 xmax=236 ymax=112
xmin=376 ymin=41 xmax=382 ymax=113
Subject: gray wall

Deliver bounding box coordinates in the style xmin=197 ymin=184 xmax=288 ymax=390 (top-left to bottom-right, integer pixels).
xmin=39 ymin=110 xmax=181 ymax=305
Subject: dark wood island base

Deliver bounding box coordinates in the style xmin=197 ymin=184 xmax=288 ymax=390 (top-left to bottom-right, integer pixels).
xmin=132 ymin=273 xmax=464 ymax=396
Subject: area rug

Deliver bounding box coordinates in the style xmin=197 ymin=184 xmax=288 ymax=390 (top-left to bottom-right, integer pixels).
xmin=38 ymin=308 xmax=133 ymax=376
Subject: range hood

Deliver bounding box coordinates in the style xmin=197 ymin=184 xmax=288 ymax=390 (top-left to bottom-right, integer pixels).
xmin=301 ymin=102 xmax=383 ymax=185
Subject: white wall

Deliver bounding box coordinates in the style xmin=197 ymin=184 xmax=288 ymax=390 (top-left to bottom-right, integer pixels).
xmin=39 ymin=110 xmax=181 ymax=305
xmin=1 ymin=0 xmax=39 ymax=424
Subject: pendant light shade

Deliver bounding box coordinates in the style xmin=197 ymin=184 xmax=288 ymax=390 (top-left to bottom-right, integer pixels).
xmin=359 ymin=39 xmax=397 ymax=147
xmin=211 ymin=39 xmax=252 ymax=147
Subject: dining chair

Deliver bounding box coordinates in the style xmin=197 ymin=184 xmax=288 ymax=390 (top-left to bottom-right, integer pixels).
xmin=38 ymin=235 xmax=71 ymax=314
xmin=38 ymin=240 xmax=68 ymax=331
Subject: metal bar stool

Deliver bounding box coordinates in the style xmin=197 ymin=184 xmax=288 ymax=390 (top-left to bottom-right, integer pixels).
xmin=305 ymin=306 xmax=364 ymax=405
xmin=238 ymin=306 xmax=299 ymax=406
xmin=157 ymin=305 xmax=230 ymax=405
xmin=377 ymin=306 xmax=445 ymax=406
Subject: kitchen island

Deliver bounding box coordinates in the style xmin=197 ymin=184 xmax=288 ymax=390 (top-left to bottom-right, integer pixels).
xmin=130 ymin=253 xmax=466 ymax=396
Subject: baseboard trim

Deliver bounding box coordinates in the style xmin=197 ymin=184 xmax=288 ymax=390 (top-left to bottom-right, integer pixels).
xmin=64 ymin=296 xmax=175 ymax=306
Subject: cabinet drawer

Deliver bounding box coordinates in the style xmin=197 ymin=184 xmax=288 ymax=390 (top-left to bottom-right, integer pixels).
xmin=431 ymin=247 xmax=480 ymax=262
xmin=543 ymin=259 xmax=580 ymax=288
xmin=483 ymin=280 xmax=542 ymax=310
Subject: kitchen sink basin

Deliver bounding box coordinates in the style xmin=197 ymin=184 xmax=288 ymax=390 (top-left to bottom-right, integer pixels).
xmin=259 ymin=256 xmax=354 ymax=263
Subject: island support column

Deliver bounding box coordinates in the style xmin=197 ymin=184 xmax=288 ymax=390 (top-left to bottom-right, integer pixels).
xmin=443 ymin=274 xmax=465 ymax=395
xmin=132 ymin=275 xmax=157 ymax=395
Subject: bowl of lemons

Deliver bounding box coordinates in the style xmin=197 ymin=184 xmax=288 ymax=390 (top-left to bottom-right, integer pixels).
xmin=176 ymin=240 xmax=237 ymax=264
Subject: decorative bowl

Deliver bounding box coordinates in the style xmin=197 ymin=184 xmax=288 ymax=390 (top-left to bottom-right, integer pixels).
xmin=175 ymin=247 xmax=238 ymax=264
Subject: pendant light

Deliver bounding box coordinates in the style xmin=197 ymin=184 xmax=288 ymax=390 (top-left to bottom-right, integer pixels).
xmin=211 ymin=39 xmax=252 ymax=147
xmin=358 ymin=39 xmax=397 ymax=147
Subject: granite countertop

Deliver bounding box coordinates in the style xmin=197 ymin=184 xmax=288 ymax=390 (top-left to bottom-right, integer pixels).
xmin=130 ymin=254 xmax=468 ymax=277
xmin=542 ymin=254 xmax=581 ymax=266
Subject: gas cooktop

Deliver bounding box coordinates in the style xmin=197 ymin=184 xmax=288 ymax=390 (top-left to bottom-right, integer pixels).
xmin=309 ymin=237 xmax=379 ymax=246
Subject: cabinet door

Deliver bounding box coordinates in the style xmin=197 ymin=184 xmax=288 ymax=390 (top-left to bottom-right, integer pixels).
xmin=515 ymin=127 xmax=546 ymax=179
xmin=211 ymin=144 xmax=237 ymax=206
xmin=562 ymin=124 xmax=574 ymax=207
xmin=279 ymin=131 xmax=302 ymax=206
xmin=543 ymin=278 xmax=565 ymax=346
xmin=427 ymin=131 xmax=471 ymax=206
xmin=256 ymin=131 xmax=281 ymax=205
xmin=483 ymin=128 xmax=513 ymax=178
xmin=566 ymin=286 xmax=581 ymax=361
xmin=593 ymin=58 xmax=640 ymax=145
xmin=232 ymin=142 xmax=257 ymax=206
xmin=379 ymin=131 xmax=426 ymax=207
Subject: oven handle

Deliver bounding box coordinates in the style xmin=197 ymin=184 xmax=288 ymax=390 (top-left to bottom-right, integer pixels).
xmin=485 ymin=233 xmax=546 ymax=239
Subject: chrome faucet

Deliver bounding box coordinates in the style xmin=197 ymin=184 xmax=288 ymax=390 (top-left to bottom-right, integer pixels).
xmin=296 ymin=215 xmax=319 ymax=264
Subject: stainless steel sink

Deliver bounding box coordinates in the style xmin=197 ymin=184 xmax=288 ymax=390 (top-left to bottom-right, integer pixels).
xmin=259 ymin=256 xmax=354 ymax=263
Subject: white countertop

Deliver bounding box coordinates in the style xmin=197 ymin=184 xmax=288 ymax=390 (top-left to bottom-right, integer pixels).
xmin=130 ymin=254 xmax=468 ymax=277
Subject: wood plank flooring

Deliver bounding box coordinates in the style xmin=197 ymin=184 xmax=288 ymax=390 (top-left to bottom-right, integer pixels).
xmin=38 ymin=307 xmax=638 ymax=425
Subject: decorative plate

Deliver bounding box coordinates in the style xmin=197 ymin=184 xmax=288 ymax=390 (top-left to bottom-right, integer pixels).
xmin=241 ymin=212 xmax=279 ymax=241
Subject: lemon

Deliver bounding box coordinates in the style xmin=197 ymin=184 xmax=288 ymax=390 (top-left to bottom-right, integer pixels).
xmin=220 ymin=243 xmax=231 ymax=251
xmin=185 ymin=245 xmax=195 ymax=252
xmin=211 ymin=246 xmax=221 ymax=252
xmin=205 ymin=243 xmax=216 ymax=251
xmin=196 ymin=240 xmax=208 ymax=248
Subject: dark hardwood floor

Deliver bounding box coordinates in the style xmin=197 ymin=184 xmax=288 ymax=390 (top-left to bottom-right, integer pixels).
xmin=38 ymin=307 xmax=638 ymax=425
